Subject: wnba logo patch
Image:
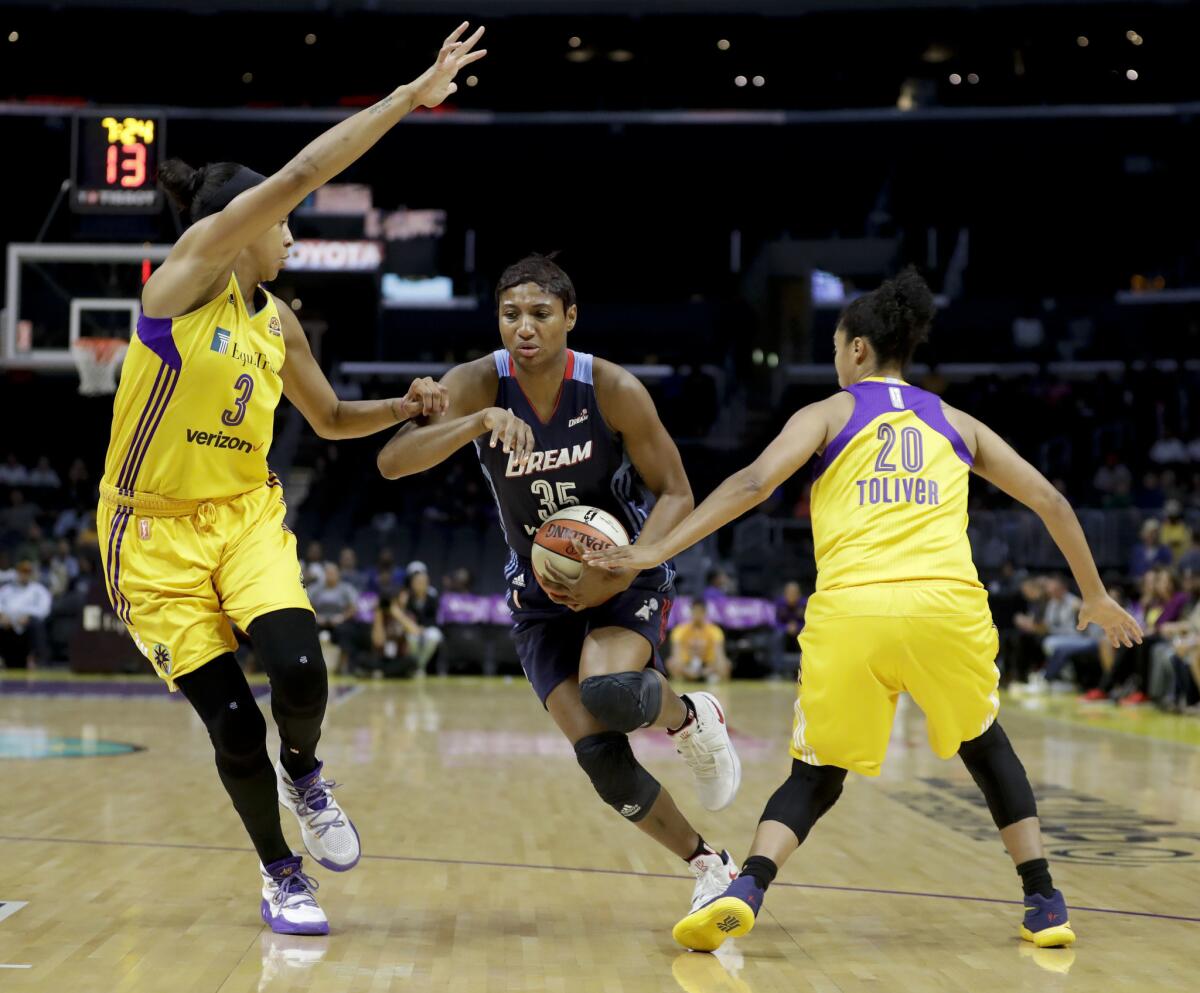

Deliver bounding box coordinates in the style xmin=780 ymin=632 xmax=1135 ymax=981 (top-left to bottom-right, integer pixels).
xmin=152 ymin=644 xmax=172 ymax=675
xmin=210 ymin=327 xmax=232 ymax=354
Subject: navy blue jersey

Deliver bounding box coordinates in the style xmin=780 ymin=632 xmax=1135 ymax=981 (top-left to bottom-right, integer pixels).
xmin=474 ymin=349 xmax=675 ymax=593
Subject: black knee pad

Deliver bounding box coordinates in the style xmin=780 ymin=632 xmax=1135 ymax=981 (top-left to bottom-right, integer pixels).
xmin=574 ymin=732 xmax=661 ymax=822
xmin=579 ymin=670 xmax=662 ymax=733
xmin=760 ymin=760 xmax=848 ymax=844
xmin=958 ymin=721 xmax=1037 ymax=829
xmin=248 ymin=608 xmax=328 ymax=717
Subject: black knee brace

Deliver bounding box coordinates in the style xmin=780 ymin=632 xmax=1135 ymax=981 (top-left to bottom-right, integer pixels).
xmin=760 ymin=760 xmax=847 ymax=844
xmin=248 ymin=609 xmax=328 ymax=769
xmin=579 ymin=670 xmax=663 ymax=733
xmin=958 ymin=722 xmax=1037 ymax=829
xmin=574 ymin=732 xmax=662 ymax=822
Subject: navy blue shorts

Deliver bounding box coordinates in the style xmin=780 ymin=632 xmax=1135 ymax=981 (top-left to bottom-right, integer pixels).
xmin=507 ymin=560 xmax=675 ymax=705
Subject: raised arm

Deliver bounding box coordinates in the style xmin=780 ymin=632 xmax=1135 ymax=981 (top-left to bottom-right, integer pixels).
xmin=955 ymin=407 xmax=1142 ymax=648
xmin=585 ymin=395 xmax=847 ymax=573
xmin=145 ymin=23 xmax=486 ymax=314
xmin=376 ymin=359 xmax=534 ymax=479
xmin=276 ymin=298 xmax=447 ymax=439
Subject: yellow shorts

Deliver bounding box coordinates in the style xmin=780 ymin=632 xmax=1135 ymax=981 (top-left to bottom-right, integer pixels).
xmin=97 ymin=480 xmax=312 ymax=689
xmin=791 ymin=584 xmax=1000 ymax=776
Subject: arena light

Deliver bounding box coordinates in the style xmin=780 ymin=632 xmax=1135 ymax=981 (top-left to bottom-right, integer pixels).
xmin=949 ymin=73 xmax=962 ymax=85
xmin=967 ymin=72 xmax=980 ymax=85
xmin=1077 ymin=36 xmax=1089 ymax=48
xmin=7 ymin=31 xmax=17 ymax=42
xmin=734 ymin=75 xmax=747 ymax=87
xmin=752 ymin=75 xmax=765 ymax=87
xmin=242 ymin=72 xmax=254 ymax=84
xmin=568 ymin=36 xmax=582 ymax=48
xmin=717 ymin=39 xmax=730 ymax=51
xmin=1126 ymin=31 xmax=1143 ymax=46
xmin=465 ymin=75 xmax=479 ymax=88
xmin=608 ymin=50 xmax=634 ymax=63
xmin=566 ymin=49 xmax=594 ymax=63
xmin=1126 ymin=68 xmax=1139 ymax=81
xmin=305 ymin=33 xmax=317 ymax=46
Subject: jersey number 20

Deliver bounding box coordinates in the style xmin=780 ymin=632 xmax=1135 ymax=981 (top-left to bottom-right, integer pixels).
xmin=875 ymin=423 xmax=924 ymax=473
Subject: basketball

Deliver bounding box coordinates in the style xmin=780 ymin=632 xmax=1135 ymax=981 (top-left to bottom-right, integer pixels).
xmin=531 ymin=506 xmax=630 ymax=582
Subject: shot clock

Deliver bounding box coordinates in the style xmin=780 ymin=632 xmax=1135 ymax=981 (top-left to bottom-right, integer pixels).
xmin=71 ymin=113 xmax=165 ymax=213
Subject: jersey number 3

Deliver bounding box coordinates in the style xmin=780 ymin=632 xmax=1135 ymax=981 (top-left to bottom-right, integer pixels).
xmin=222 ymin=374 xmax=254 ymax=427
xmin=523 ymin=481 xmax=578 ymax=536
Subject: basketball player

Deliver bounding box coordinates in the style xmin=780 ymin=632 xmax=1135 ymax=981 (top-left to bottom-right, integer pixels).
xmin=377 ymin=254 xmax=743 ymax=912
xmin=96 ymin=24 xmax=486 ymax=935
xmin=587 ymin=268 xmax=1142 ymax=951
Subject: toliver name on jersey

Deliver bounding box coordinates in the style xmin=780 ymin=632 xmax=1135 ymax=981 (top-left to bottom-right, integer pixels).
xmin=504 ymin=441 xmax=594 ymax=478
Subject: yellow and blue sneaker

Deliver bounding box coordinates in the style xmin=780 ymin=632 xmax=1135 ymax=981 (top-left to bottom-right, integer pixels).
xmin=1020 ymin=890 xmax=1076 ymax=948
xmin=672 ymin=875 xmax=763 ymax=952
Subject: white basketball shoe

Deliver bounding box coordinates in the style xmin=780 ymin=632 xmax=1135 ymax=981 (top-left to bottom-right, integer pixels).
xmin=688 ymin=847 xmax=740 ymax=913
xmin=260 ymin=855 xmax=329 ymax=936
xmin=671 ymin=692 xmax=742 ymax=811
xmin=276 ymin=760 xmax=361 ymax=871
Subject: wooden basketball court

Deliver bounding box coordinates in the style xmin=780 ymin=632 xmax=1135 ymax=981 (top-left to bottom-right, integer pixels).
xmin=2 ymin=674 xmax=1197 ymax=992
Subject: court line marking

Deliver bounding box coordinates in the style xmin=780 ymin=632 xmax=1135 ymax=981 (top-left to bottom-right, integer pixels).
xmin=0 ymin=902 xmax=28 ymax=924
xmin=0 ymin=965 xmax=33 ymax=969
xmin=2 ymin=835 xmax=1197 ymax=925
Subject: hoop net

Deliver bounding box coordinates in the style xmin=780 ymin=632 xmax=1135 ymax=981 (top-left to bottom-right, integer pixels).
xmin=71 ymin=338 xmax=129 ymax=396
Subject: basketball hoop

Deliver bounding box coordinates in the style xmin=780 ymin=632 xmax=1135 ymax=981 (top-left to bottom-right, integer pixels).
xmin=71 ymin=338 xmax=129 ymax=396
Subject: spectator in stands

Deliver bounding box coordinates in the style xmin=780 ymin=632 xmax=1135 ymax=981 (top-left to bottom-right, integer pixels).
xmin=1102 ymin=568 xmax=1189 ymax=705
xmin=0 ymin=454 xmax=29 ymax=487
xmin=1135 ymin=472 xmax=1166 ymax=511
xmin=338 ymin=547 xmax=367 ymax=592
xmin=1040 ymin=576 xmax=1099 ymax=689
xmin=0 ymin=558 xmax=51 ymax=668
xmin=703 ymin=568 xmax=734 ymax=604
xmin=1 ymin=491 xmax=40 ymax=545
xmin=1149 ymin=431 xmax=1189 ymax=467
xmin=367 ymin=548 xmax=405 ymax=596
xmin=368 ymin=588 xmax=419 ymax=678
xmin=668 ymin=600 xmax=731 ymax=683
xmin=1007 ymin=577 xmax=1048 ymax=687
xmin=405 ymin=561 xmax=443 ymax=674
xmin=773 ymin=581 xmax=806 ymax=673
xmin=302 ymin=541 xmax=327 ymax=588
xmin=1093 ymin=453 xmax=1132 ymax=502
xmin=441 ymin=566 xmax=474 ymax=594
xmin=1103 ymin=475 xmax=1134 ymax=510
xmin=1131 ymin=519 xmax=1172 ymax=579
xmin=1178 ymin=535 xmax=1200 ymax=579
xmin=1160 ymin=499 xmax=1193 ymax=562
xmin=27 ymin=456 xmax=61 ymax=490
xmin=45 ymin=539 xmax=80 ymax=598
xmin=308 ymin=563 xmax=362 ymax=674
xmin=64 ymin=458 xmax=92 ymax=509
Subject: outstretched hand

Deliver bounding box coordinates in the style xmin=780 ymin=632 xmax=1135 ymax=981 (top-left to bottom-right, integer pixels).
xmin=1077 ymin=594 xmax=1144 ymax=648
xmin=537 ymin=539 xmax=636 ymax=611
xmin=409 ymin=22 xmax=488 ymax=109
xmin=583 ymin=540 xmax=669 ymax=575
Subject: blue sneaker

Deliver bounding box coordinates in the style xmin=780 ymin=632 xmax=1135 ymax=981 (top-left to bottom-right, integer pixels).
xmin=1020 ymin=890 xmax=1076 ymax=948
xmin=672 ymin=874 xmax=764 ymax=952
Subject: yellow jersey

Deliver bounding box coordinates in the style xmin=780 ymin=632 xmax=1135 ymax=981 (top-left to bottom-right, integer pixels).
xmin=809 ymin=377 xmax=979 ymax=592
xmin=102 ymin=275 xmax=285 ymax=504
xmin=671 ymin=620 xmax=725 ymax=664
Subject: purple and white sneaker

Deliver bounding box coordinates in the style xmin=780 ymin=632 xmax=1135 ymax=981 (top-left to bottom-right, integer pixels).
xmin=260 ymin=855 xmax=328 ymax=936
xmin=276 ymin=760 xmax=361 ymax=872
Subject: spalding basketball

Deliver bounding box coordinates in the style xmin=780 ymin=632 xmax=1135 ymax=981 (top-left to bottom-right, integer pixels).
xmin=531 ymin=506 xmax=630 ymax=582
